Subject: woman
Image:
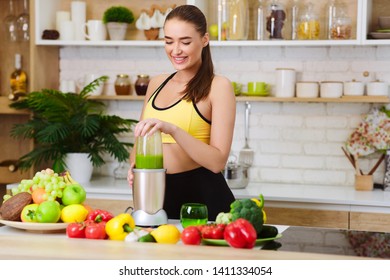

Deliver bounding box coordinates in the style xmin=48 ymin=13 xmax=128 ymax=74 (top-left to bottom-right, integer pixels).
xmin=128 ymin=5 xmax=236 ymax=220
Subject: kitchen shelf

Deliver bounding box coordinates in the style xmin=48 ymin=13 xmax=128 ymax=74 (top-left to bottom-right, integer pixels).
xmin=0 ymin=97 xmax=29 ymax=115
xmin=89 ymin=95 xmax=390 ymax=103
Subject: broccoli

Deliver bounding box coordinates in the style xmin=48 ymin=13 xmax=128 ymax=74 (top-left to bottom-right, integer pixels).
xmin=230 ymin=198 xmax=264 ymax=234
xmin=215 ymin=212 xmax=233 ymax=224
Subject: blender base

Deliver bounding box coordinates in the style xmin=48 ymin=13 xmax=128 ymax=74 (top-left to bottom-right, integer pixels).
xmin=132 ymin=209 xmax=168 ymax=227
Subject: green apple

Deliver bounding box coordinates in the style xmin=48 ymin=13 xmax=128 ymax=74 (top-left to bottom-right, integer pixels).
xmin=62 ymin=184 xmax=87 ymax=206
xmin=21 ymin=203 xmax=39 ymax=222
xmin=36 ymin=201 xmax=61 ymax=223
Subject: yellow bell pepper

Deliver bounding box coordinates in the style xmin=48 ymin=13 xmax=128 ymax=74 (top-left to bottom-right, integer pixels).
xmin=251 ymin=194 xmax=267 ymax=224
xmin=105 ymin=213 xmax=135 ymax=240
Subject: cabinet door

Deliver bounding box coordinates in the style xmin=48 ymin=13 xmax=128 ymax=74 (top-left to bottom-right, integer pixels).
xmin=0 ymin=114 xmax=32 ymax=184
xmin=350 ymin=212 xmax=390 ymax=232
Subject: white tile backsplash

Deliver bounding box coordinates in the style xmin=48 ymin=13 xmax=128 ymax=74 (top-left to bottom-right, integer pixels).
xmin=59 ymin=45 xmax=390 ymax=186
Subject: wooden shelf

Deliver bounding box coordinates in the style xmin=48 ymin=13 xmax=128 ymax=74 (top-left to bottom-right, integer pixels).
xmin=0 ymin=97 xmax=29 ymax=115
xmin=89 ymin=95 xmax=145 ymax=101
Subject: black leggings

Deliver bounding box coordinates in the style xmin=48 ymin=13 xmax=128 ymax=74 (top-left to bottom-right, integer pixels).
xmin=163 ymin=167 xmax=236 ymax=221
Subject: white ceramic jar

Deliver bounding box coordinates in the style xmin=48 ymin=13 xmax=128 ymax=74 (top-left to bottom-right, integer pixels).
xmin=275 ymin=68 xmax=296 ymax=98
xmin=296 ymin=81 xmax=319 ymax=98
xmin=320 ymin=81 xmax=343 ymax=98
xmin=367 ymin=81 xmax=389 ymax=96
xmin=344 ymin=81 xmax=365 ymax=96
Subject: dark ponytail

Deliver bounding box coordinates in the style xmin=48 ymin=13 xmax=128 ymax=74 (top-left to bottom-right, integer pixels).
xmin=165 ymin=5 xmax=214 ymax=103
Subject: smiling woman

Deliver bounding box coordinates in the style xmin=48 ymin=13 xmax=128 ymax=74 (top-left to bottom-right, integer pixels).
xmin=127 ymin=5 xmax=236 ymax=221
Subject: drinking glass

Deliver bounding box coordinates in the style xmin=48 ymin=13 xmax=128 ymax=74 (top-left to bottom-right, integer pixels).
xmin=16 ymin=0 xmax=30 ymax=41
xmin=3 ymin=0 xmax=17 ymax=42
xmin=180 ymin=203 xmax=208 ymax=228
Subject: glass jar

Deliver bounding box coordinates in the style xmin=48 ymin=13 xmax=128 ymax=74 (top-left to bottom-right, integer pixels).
xmin=254 ymin=0 xmax=265 ymax=40
xmin=226 ymin=0 xmax=249 ymax=40
xmin=114 ymin=161 xmax=130 ymax=179
xmin=330 ymin=3 xmax=352 ymax=40
xmin=115 ymin=74 xmax=131 ymax=95
xmin=266 ymin=0 xmax=286 ymax=40
xmin=135 ymin=74 xmax=150 ymax=96
xmin=297 ymin=2 xmax=320 ymax=40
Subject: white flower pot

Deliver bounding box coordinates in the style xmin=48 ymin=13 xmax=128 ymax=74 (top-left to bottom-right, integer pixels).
xmin=106 ymin=22 xmax=128 ymax=40
xmin=65 ymin=153 xmax=93 ymax=183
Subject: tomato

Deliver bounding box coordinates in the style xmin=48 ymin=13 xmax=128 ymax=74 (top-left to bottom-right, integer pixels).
xmin=66 ymin=222 xmax=86 ymax=238
xmin=181 ymin=226 xmax=202 ymax=245
xmin=200 ymin=224 xmax=226 ymax=239
xmin=85 ymin=221 xmax=107 ymax=239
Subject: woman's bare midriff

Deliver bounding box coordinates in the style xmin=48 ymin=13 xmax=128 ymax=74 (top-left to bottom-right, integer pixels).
xmin=163 ymin=143 xmax=201 ymax=174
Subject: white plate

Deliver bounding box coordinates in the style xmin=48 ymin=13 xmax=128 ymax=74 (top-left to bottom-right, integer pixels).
xmin=370 ymin=32 xmax=390 ymax=39
xmin=0 ymin=219 xmax=68 ymax=232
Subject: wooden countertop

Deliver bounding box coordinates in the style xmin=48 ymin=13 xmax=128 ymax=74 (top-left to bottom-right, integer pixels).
xmin=0 ymin=231 xmax=365 ymax=260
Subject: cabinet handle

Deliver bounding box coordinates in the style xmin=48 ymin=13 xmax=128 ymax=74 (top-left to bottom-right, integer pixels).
xmin=0 ymin=160 xmax=19 ymax=172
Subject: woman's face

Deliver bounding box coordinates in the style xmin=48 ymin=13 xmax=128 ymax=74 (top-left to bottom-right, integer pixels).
xmin=164 ymin=18 xmax=209 ymax=72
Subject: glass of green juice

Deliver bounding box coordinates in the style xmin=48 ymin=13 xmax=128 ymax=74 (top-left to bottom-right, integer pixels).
xmin=180 ymin=203 xmax=208 ymax=228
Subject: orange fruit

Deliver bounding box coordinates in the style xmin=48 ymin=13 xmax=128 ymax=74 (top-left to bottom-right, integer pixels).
xmin=32 ymin=188 xmax=48 ymax=204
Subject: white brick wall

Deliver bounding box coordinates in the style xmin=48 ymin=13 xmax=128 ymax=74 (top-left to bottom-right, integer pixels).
xmin=59 ymin=45 xmax=390 ymax=187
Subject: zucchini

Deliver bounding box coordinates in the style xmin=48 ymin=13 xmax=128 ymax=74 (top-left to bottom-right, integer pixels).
xmin=258 ymin=225 xmax=278 ymax=239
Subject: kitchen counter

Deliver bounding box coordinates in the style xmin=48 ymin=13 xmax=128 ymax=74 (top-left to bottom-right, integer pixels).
xmin=27 ymin=176 xmax=390 ymax=214
xmin=0 ymin=223 xmax=374 ymax=260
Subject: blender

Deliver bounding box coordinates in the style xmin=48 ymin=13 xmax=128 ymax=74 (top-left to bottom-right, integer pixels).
xmin=131 ymin=130 xmax=168 ymax=227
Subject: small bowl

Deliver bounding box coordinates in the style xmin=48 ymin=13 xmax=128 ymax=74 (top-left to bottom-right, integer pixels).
xmin=379 ymin=16 xmax=390 ymax=29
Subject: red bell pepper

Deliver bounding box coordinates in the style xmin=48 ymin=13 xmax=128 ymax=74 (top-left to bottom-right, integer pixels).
xmin=223 ymin=218 xmax=257 ymax=249
xmin=87 ymin=209 xmax=114 ymax=223
xmin=85 ymin=221 xmax=107 ymax=239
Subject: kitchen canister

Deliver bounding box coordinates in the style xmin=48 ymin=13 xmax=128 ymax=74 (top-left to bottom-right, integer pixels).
xmin=296 ymin=81 xmax=319 ymax=98
xmin=343 ymin=80 xmax=365 ymax=96
xmin=320 ymin=81 xmax=343 ymax=98
xmin=275 ymin=68 xmax=296 ymax=98
xmin=71 ymin=1 xmax=86 ymax=41
xmin=367 ymin=80 xmax=389 ymax=96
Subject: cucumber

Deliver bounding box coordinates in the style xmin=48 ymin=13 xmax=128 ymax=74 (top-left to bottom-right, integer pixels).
xmin=138 ymin=233 xmax=156 ymax=243
xmin=258 ymin=225 xmax=278 ymax=239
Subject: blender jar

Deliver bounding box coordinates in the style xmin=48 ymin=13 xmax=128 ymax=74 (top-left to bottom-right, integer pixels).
xmin=135 ymin=130 xmax=163 ymax=169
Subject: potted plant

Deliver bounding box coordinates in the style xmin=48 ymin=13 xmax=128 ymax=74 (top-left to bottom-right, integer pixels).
xmin=9 ymin=76 xmax=137 ymax=182
xmin=103 ymin=6 xmax=135 ymax=40
xmin=343 ymin=107 xmax=389 ymax=190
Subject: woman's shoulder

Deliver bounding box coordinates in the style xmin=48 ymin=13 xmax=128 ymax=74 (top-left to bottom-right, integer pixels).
xmin=209 ymin=75 xmax=234 ymax=99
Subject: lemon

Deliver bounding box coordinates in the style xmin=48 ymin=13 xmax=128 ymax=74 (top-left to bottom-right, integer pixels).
xmin=150 ymin=224 xmax=181 ymax=244
xmin=61 ymin=204 xmax=89 ymax=223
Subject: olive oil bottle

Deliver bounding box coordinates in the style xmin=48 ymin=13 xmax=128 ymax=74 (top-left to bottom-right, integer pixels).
xmin=10 ymin=53 xmax=28 ymax=97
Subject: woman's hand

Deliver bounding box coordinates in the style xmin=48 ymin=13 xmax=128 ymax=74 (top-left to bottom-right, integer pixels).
xmin=127 ymin=162 xmax=135 ymax=188
xmin=134 ymin=118 xmax=175 ymax=137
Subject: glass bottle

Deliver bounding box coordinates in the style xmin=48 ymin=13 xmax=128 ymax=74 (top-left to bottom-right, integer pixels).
xmin=226 ymin=0 xmax=249 ymax=40
xmin=135 ymin=74 xmax=150 ymax=96
xmin=297 ymin=2 xmax=320 ymax=40
xmin=254 ymin=0 xmax=264 ymax=40
xmin=291 ymin=0 xmax=299 ymax=40
xmin=10 ymin=54 xmax=28 ymax=97
xmin=3 ymin=0 xmax=17 ymax=42
xmin=266 ymin=0 xmax=286 ymax=40
xmin=115 ymin=74 xmax=131 ymax=95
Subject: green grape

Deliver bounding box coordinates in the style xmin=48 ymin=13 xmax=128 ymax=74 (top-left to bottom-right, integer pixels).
xmin=11 ymin=187 xmax=19 ymax=195
xmin=57 ymin=190 xmax=63 ymax=198
xmin=51 ymin=190 xmax=57 ymax=197
xmin=58 ymin=181 xmax=66 ymax=189
xmin=3 ymin=194 xmax=11 ymax=201
xmin=45 ymin=183 xmax=53 ymax=192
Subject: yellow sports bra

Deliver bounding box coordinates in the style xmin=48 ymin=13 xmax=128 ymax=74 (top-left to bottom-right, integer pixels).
xmin=142 ymin=73 xmax=211 ymax=144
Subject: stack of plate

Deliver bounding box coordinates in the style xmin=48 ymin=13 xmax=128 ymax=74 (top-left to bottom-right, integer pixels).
xmin=370 ymin=16 xmax=390 ymax=39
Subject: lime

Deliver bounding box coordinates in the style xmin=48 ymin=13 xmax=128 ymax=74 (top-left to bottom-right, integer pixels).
xmin=150 ymin=224 xmax=181 ymax=244
xmin=61 ymin=204 xmax=88 ymax=223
